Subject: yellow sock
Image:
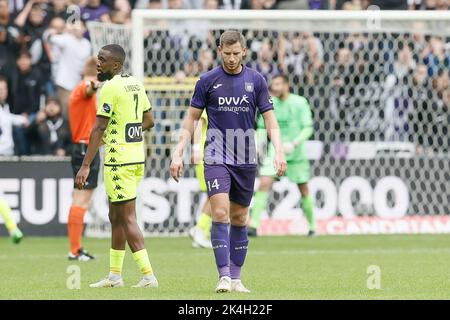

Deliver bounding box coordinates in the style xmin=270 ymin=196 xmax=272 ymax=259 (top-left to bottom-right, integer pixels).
xmin=110 ymin=248 xmax=126 ymax=276
xmin=0 ymin=198 xmax=17 ymax=234
xmin=132 ymin=249 xmax=153 ymax=276
xmin=196 ymin=213 xmax=212 ymax=235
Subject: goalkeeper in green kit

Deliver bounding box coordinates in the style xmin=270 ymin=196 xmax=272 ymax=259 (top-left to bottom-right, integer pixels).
xmin=249 ymin=74 xmax=315 ymax=237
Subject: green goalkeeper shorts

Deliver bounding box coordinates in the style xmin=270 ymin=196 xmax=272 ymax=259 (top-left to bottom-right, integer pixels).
xmin=260 ymin=154 xmax=311 ymax=184
xmin=195 ymin=163 xmax=207 ymax=192
xmin=104 ymin=163 xmax=144 ymax=203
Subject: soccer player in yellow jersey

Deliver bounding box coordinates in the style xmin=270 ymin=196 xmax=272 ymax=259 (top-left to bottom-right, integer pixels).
xmin=75 ymin=44 xmax=157 ymax=288
xmin=189 ymin=110 xmax=212 ymax=248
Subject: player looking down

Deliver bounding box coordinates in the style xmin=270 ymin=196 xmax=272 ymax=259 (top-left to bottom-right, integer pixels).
xmin=170 ymin=30 xmax=286 ymax=293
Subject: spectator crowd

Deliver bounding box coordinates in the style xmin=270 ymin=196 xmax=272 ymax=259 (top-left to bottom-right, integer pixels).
xmin=0 ymin=0 xmax=449 ymax=157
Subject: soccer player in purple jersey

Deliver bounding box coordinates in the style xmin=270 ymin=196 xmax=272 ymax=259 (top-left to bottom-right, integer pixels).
xmin=170 ymin=30 xmax=287 ymax=293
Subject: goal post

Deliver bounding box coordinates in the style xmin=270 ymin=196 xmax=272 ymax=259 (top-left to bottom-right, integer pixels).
xmin=85 ymin=10 xmax=450 ymax=237
xmin=130 ymin=9 xmax=450 ymax=81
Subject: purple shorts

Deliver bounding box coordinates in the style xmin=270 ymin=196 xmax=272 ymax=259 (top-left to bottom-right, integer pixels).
xmin=204 ymin=164 xmax=257 ymax=207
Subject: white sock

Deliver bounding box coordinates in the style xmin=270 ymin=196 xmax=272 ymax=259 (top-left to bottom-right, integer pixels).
xmin=144 ymin=274 xmax=157 ymax=281
xmin=108 ymin=273 xmax=121 ymax=281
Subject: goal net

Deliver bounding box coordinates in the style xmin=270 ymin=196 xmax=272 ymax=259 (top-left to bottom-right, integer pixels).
xmin=86 ymin=10 xmax=450 ymax=237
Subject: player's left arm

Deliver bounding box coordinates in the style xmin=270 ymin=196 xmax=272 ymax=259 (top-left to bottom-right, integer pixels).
xmin=290 ymin=97 xmax=314 ymax=150
xmin=142 ymin=111 xmax=154 ymax=131
xmin=142 ymin=90 xmax=154 ymax=131
xmin=257 ymin=75 xmax=286 ymax=177
xmin=262 ymin=110 xmax=286 ymax=177
xmin=297 ymin=97 xmax=314 ymax=142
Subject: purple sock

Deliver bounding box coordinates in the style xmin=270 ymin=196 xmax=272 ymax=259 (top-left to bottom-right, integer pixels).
xmin=230 ymin=225 xmax=249 ymax=280
xmin=211 ymin=222 xmax=230 ymax=278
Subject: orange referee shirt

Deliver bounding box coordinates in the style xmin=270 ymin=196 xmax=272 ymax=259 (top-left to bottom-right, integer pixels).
xmin=69 ymin=80 xmax=97 ymax=144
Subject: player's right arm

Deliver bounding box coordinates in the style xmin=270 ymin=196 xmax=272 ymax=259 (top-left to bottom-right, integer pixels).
xmin=75 ymin=116 xmax=108 ymax=189
xmin=170 ymin=77 xmax=206 ymax=182
xmin=170 ymin=106 xmax=203 ymax=182
xmin=75 ymin=82 xmax=114 ymax=189
xmin=191 ymin=113 xmax=206 ymax=164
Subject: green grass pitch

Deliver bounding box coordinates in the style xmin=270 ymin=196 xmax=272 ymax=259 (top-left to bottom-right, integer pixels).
xmin=1 ymin=234 xmax=449 ymax=300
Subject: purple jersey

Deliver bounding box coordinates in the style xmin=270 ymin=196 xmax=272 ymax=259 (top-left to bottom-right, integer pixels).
xmin=80 ymin=5 xmax=110 ymax=22
xmin=191 ymin=65 xmax=273 ymax=166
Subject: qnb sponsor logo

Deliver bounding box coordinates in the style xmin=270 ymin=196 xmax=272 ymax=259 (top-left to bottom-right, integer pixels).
xmin=125 ymin=123 xmax=143 ymax=143
xmin=218 ymin=95 xmax=250 ymax=114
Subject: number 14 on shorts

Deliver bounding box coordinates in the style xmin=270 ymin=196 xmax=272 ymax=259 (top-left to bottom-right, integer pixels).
xmin=207 ymin=179 xmax=220 ymax=192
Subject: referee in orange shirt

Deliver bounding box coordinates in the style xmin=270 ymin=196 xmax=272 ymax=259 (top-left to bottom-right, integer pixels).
xmin=67 ymin=57 xmax=100 ymax=261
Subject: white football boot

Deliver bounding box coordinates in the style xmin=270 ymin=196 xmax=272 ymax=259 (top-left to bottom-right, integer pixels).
xmin=215 ymin=276 xmax=232 ymax=293
xmin=89 ymin=276 xmax=124 ymax=288
xmin=189 ymin=226 xmax=212 ymax=249
xmin=231 ymin=279 xmax=251 ymax=293
xmin=132 ymin=275 xmax=159 ymax=288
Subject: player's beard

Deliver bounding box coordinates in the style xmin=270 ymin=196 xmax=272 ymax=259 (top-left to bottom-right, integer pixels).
xmin=97 ymin=71 xmax=113 ymax=82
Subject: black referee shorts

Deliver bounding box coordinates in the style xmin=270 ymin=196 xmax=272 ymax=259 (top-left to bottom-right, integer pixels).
xmin=71 ymin=143 xmax=100 ymax=190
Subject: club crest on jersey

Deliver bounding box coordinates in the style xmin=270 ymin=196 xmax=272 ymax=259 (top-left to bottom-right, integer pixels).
xmin=245 ymin=82 xmax=254 ymax=92
xmin=103 ymin=103 xmax=111 ymax=113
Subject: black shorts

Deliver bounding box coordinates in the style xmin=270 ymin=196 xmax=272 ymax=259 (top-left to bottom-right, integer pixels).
xmin=71 ymin=143 xmax=100 ymax=190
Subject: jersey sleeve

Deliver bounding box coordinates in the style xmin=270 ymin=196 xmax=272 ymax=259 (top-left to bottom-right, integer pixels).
xmin=97 ymin=81 xmax=115 ymax=118
xmin=191 ymin=77 xmax=207 ymax=109
xmin=256 ymin=74 xmax=273 ymax=114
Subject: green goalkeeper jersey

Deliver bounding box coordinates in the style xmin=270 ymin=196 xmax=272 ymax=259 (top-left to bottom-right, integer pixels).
xmin=97 ymin=74 xmax=152 ymax=166
xmin=257 ymin=93 xmax=313 ymax=161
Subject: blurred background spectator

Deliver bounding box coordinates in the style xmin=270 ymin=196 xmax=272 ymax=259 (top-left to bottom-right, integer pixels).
xmin=27 ymin=96 xmax=71 ymax=155
xmin=46 ymin=19 xmax=91 ymax=118
xmin=0 ymin=0 xmax=448 ymax=157
xmin=14 ymin=1 xmax=52 ymax=94
xmin=81 ymin=0 xmax=110 ymax=23
xmin=0 ymin=75 xmax=28 ymax=155
xmin=247 ymin=39 xmax=282 ymax=80
xmin=50 ymin=0 xmax=70 ymax=20
xmin=11 ymin=51 xmax=42 ymax=155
